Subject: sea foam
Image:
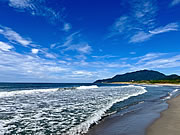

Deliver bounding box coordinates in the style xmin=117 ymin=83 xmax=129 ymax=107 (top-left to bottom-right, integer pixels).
xmin=0 ymin=88 xmax=59 ymax=98
xmin=64 ymin=85 xmax=147 ymax=135
xmin=0 ymin=85 xmax=147 ymax=135
xmin=163 ymin=89 xmax=179 ymax=100
xmin=76 ymin=85 xmax=98 ymax=90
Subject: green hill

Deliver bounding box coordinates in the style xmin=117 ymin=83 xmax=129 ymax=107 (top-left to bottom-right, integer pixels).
xmin=94 ymin=70 xmax=180 ymax=83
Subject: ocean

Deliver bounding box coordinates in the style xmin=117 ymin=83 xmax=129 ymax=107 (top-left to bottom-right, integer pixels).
xmin=0 ymin=83 xmax=179 ymax=135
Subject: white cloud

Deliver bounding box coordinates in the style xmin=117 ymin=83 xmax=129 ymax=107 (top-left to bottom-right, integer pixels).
xmin=63 ymin=23 xmax=72 ymax=32
xmin=92 ymin=55 xmax=118 ymax=59
xmin=9 ymin=0 xmax=33 ymax=9
xmin=75 ymin=55 xmax=87 ymax=60
xmin=112 ymin=16 xmax=129 ymax=34
xmin=64 ymin=43 xmax=92 ymax=54
xmin=0 ymin=41 xmax=13 ymax=51
xmin=0 ymin=26 xmax=31 ymax=46
xmin=130 ymin=31 xmax=153 ymax=43
xmin=171 ymin=0 xmax=180 ymax=6
xmin=109 ymin=0 xmax=179 ymax=43
xmin=38 ymin=48 xmax=57 ymax=59
xmin=31 ymin=48 xmax=39 ymax=54
xmin=58 ymin=60 xmax=67 ymax=64
xmin=77 ymin=44 xmax=92 ymax=54
xmin=130 ymin=53 xmax=180 ymax=70
xmin=110 ymin=0 xmax=157 ymax=38
xmin=0 ymin=25 xmax=58 ymax=59
xmin=149 ymin=23 xmax=179 ymax=34
xmin=50 ymin=43 xmax=57 ymax=49
xmin=130 ymin=52 xmax=136 ymax=55
xmin=6 ymin=0 xmax=66 ymax=26
xmin=135 ymin=53 xmax=167 ymax=64
xmin=45 ymin=66 xmax=67 ymax=72
xmin=73 ymin=71 xmax=93 ymax=76
xmin=69 ymin=53 xmax=180 ymax=80
xmin=0 ymin=49 xmax=69 ymax=81
xmin=59 ymin=31 xmax=80 ymax=48
xmin=44 ymin=53 xmax=57 ymax=59
xmin=55 ymin=31 xmax=92 ymax=54
xmin=106 ymin=63 xmax=131 ymax=68
xmin=130 ymin=23 xmax=179 ymax=43
xmin=144 ymin=55 xmax=180 ymax=67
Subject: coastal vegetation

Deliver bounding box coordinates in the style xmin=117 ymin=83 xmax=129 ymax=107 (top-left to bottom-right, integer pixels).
xmin=94 ymin=70 xmax=180 ymax=84
xmin=131 ymin=79 xmax=180 ymax=84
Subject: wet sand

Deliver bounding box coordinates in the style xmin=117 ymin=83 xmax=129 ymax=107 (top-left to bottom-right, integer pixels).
xmin=86 ymin=101 xmax=168 ymax=135
xmin=147 ymin=95 xmax=180 ymax=135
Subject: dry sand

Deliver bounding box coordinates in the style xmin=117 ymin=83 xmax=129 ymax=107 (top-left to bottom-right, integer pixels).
xmin=146 ymin=95 xmax=180 ymax=135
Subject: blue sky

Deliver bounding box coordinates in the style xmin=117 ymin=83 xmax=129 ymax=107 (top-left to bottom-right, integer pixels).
xmin=0 ymin=0 xmax=180 ymax=82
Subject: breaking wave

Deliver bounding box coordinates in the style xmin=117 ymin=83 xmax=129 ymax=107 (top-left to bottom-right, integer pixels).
xmin=0 ymin=88 xmax=59 ymax=98
xmin=0 ymin=85 xmax=147 ymax=135
xmin=162 ymin=89 xmax=179 ymax=100
xmin=76 ymin=85 xmax=98 ymax=90
xmin=0 ymin=85 xmax=100 ymax=98
xmin=64 ymin=85 xmax=147 ymax=135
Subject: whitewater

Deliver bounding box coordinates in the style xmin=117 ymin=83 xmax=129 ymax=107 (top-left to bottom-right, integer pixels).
xmin=0 ymin=85 xmax=147 ymax=135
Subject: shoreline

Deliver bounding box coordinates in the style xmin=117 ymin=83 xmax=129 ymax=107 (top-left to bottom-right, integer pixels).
xmin=86 ymin=84 xmax=180 ymax=135
xmin=107 ymin=82 xmax=180 ymax=86
xmin=86 ymin=100 xmax=168 ymax=135
xmin=146 ymin=94 xmax=180 ymax=135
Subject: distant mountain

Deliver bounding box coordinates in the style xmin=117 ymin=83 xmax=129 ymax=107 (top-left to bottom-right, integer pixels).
xmin=94 ymin=70 xmax=180 ymax=83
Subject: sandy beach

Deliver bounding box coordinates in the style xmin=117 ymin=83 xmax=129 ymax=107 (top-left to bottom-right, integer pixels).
xmin=146 ymin=95 xmax=180 ymax=135
xmin=109 ymin=82 xmax=180 ymax=86
xmin=86 ymin=85 xmax=180 ymax=135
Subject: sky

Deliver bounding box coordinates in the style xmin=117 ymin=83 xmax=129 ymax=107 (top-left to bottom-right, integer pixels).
xmin=0 ymin=0 xmax=180 ymax=83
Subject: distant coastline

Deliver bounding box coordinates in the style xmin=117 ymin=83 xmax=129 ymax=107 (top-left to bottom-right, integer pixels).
xmin=94 ymin=70 xmax=180 ymax=85
xmin=108 ymin=81 xmax=180 ymax=86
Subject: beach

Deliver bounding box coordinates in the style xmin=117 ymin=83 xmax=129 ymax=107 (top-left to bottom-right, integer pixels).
xmin=109 ymin=82 xmax=180 ymax=86
xmin=86 ymin=84 xmax=180 ymax=135
xmin=0 ymin=83 xmax=179 ymax=134
xmin=146 ymin=94 xmax=180 ymax=135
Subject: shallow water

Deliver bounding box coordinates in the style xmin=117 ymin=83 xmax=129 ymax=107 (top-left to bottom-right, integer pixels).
xmin=87 ymin=85 xmax=180 ymax=135
xmin=0 ymin=83 xmax=179 ymax=135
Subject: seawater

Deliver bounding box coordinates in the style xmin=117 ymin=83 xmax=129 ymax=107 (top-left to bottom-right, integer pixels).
xmin=0 ymin=83 xmax=179 ymax=135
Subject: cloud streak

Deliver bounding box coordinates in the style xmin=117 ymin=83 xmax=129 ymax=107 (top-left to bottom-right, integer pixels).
xmin=0 ymin=41 xmax=13 ymax=51
xmin=171 ymin=0 xmax=180 ymax=6
xmin=9 ymin=0 xmax=33 ymax=9
xmin=63 ymin=23 xmax=72 ymax=32
xmin=129 ymin=31 xmax=153 ymax=43
xmin=109 ymin=0 xmax=179 ymax=43
xmin=8 ymin=0 xmax=60 ymax=20
xmin=0 ymin=49 xmax=69 ymax=81
xmin=0 ymin=25 xmax=95 ymax=82
xmin=110 ymin=0 xmax=157 ymax=38
xmin=130 ymin=23 xmax=179 ymax=43
xmin=52 ymin=31 xmax=92 ymax=55
xmin=130 ymin=53 xmax=180 ymax=70
xmin=0 ymin=26 xmax=31 ymax=46
xmin=149 ymin=23 xmax=179 ymax=34
xmin=3 ymin=0 xmax=70 ymax=28
xmin=64 ymin=43 xmax=92 ymax=54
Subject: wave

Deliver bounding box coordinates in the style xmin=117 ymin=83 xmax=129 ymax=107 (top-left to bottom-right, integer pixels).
xmin=162 ymin=89 xmax=179 ymax=100
xmin=0 ymin=85 xmax=147 ymax=134
xmin=76 ymin=85 xmax=98 ymax=90
xmin=172 ymin=89 xmax=179 ymax=93
xmin=0 ymin=85 xmax=99 ymax=98
xmin=142 ymin=84 xmax=162 ymax=87
xmin=0 ymin=88 xmax=59 ymax=98
xmin=64 ymin=85 xmax=147 ymax=135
